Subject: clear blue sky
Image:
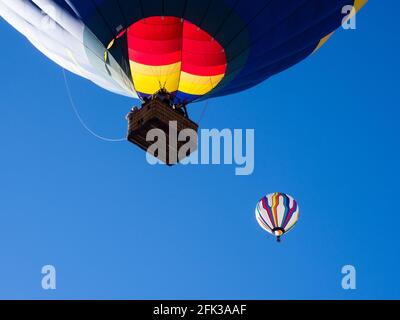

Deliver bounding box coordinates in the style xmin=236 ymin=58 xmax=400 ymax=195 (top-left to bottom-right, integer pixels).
xmin=1 ymin=2 xmax=399 ymax=299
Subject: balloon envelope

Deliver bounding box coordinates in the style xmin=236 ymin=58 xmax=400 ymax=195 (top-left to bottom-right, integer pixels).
xmin=255 ymin=192 xmax=300 ymax=241
xmin=0 ymin=0 xmax=367 ymax=104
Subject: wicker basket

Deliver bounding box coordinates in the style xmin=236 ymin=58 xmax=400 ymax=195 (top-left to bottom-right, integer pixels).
xmin=127 ymin=99 xmax=199 ymax=165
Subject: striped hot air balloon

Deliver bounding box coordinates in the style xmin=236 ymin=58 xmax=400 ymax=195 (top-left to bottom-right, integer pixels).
xmin=255 ymin=193 xmax=300 ymax=242
xmin=0 ymin=1 xmax=367 ymax=163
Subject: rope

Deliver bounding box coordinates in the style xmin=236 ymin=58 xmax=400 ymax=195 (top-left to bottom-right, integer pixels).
xmin=197 ymin=101 xmax=209 ymax=125
xmin=62 ymin=69 xmax=126 ymax=142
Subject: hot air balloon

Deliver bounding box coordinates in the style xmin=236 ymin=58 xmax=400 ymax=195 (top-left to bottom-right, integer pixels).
xmin=0 ymin=0 xmax=367 ymax=164
xmin=255 ymin=193 xmax=300 ymax=242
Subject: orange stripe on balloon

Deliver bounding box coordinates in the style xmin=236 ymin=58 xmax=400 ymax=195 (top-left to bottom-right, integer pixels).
xmin=272 ymin=193 xmax=280 ymax=226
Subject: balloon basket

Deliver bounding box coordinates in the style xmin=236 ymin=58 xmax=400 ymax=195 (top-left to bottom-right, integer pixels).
xmin=127 ymin=98 xmax=199 ymax=166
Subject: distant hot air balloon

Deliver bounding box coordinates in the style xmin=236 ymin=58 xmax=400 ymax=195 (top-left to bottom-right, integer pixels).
xmin=0 ymin=0 xmax=367 ymax=164
xmin=255 ymin=193 xmax=300 ymax=242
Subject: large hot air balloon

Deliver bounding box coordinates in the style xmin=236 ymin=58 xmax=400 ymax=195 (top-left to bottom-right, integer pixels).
xmin=0 ymin=0 xmax=367 ymax=163
xmin=255 ymin=193 xmax=300 ymax=242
